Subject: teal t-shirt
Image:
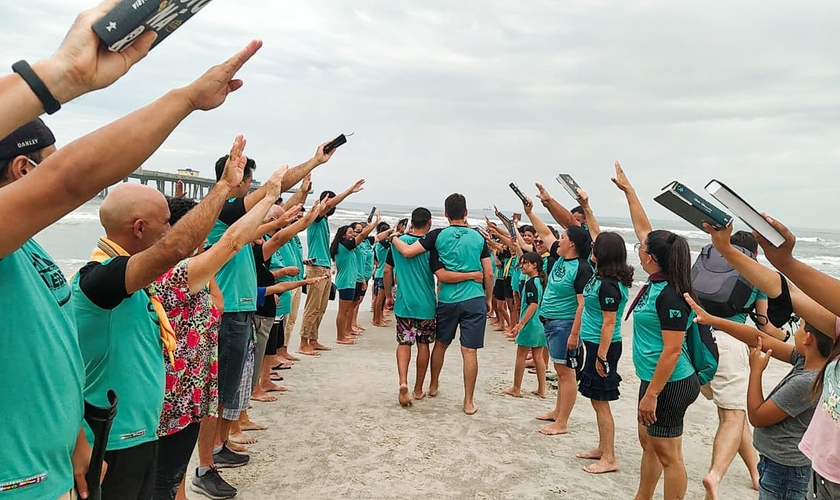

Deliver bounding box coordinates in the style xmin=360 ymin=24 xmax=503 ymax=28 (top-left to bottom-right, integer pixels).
xmin=580 ymin=276 xmax=628 ymax=344
xmin=508 ymin=255 xmax=521 ymax=290
xmin=631 ymin=280 xmax=695 ymax=382
xmin=725 ymin=288 xmax=768 ymax=324
xmin=71 ymin=257 xmax=165 ymax=451
xmin=307 ymin=217 xmax=331 ymax=267
xmin=420 ymin=226 xmax=490 ymax=304
xmin=0 ymin=239 xmax=84 ymax=499
xmin=373 ymin=241 xmax=390 ymax=279
xmin=540 ymin=258 xmax=594 ymax=320
xmin=386 ymin=234 xmax=437 ymax=320
xmin=356 ymin=239 xmax=374 ymax=281
xmin=516 ymin=276 xmax=547 ymax=347
xmin=207 ymin=198 xmax=257 ymax=313
xmin=334 ymin=239 xmax=359 ymax=290
xmin=271 ymin=243 xmax=297 ymax=316
xmin=289 ymin=235 xmax=305 ymax=280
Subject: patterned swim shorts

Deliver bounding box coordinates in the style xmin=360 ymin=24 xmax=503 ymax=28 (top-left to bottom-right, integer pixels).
xmin=396 ymin=317 xmax=436 ymax=346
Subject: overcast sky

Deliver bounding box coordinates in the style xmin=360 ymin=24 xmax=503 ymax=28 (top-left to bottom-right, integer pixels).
xmin=2 ymin=1 xmax=839 ymax=228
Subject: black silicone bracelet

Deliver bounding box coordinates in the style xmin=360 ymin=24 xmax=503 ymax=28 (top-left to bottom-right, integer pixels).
xmin=12 ymin=60 xmax=61 ymax=115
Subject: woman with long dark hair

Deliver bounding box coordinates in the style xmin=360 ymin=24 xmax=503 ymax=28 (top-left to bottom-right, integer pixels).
xmin=576 ymin=231 xmax=633 ymax=474
xmin=613 ymin=161 xmax=700 ymax=500
xmin=330 ymin=215 xmax=380 ymax=344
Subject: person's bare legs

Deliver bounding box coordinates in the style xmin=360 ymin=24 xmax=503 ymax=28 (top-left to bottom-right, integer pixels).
xmin=461 ymin=345 xmax=479 ymax=415
xmin=336 ymin=300 xmax=355 ymax=344
xmin=581 ymin=400 xmax=618 ymax=474
xmin=504 ymin=345 xmax=529 ymax=397
xmin=506 ymin=297 xmax=518 ymax=327
xmin=532 ymin=346 xmax=547 ymax=398
xmin=703 ymin=407 xmax=748 ymax=499
xmin=198 ymin=416 xmax=216 ymax=469
xmin=635 ymin=424 xmax=664 ymax=500
xmin=494 ymin=299 xmax=510 ymax=332
xmin=229 ymin=413 xmax=259 ymax=445
xmin=739 ymin=418 xmax=760 ymax=491
xmin=539 ymin=363 xmax=576 ymax=435
xmin=650 ymin=435 xmax=687 ymax=500
xmin=396 ymin=343 xmax=412 ymax=406
xmin=214 ymin=404 xmax=234 ymax=449
xmin=414 ymin=342 xmax=431 ymax=400
xmin=428 ymin=341 xmax=450 ymax=397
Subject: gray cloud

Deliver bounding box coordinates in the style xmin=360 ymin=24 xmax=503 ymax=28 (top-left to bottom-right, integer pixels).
xmin=2 ymin=0 xmax=839 ymax=228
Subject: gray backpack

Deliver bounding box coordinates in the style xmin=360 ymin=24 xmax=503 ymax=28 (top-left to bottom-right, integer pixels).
xmin=691 ymin=244 xmax=755 ymax=318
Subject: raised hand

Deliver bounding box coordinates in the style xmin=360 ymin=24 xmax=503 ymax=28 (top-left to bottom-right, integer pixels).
xmin=748 ymin=337 xmax=772 ymax=373
xmin=174 ymin=180 xmax=186 ymax=198
xmin=220 ymin=135 xmax=247 ymax=189
xmin=351 ymin=179 xmax=366 ymax=194
xmin=279 ymin=204 xmax=303 ymax=225
xmin=535 ymin=183 xmax=551 ymax=204
xmin=184 ymin=39 xmax=263 ymax=111
xmin=264 ymin=165 xmax=290 ymax=198
xmin=702 ymin=221 xmax=734 ymax=251
xmin=611 ymin=160 xmax=633 ymax=193
xmin=301 ymin=173 xmax=313 ymax=193
xmin=755 ymin=214 xmax=797 ymax=268
xmin=314 ymin=140 xmax=338 ymax=165
xmin=577 ymin=188 xmax=589 ymax=207
xmin=523 ymin=195 xmax=535 ymax=214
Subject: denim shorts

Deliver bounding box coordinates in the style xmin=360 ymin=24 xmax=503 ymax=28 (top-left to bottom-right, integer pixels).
xmin=543 ymin=318 xmax=574 ymax=364
xmin=338 ymin=288 xmax=356 ymax=301
xmin=435 ymin=297 xmax=487 ymax=349
xmin=373 ymin=277 xmax=385 ymax=295
xmin=218 ymin=312 xmax=254 ymax=408
xmin=757 ymin=455 xmax=811 ymax=500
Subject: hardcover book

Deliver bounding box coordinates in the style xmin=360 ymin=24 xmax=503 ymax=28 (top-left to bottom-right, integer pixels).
xmin=654 ymin=181 xmax=732 ymax=232
xmin=93 ymin=0 xmax=214 ymax=53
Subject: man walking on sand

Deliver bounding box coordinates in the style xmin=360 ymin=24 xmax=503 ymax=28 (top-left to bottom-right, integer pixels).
xmin=391 ymin=194 xmax=493 ymax=415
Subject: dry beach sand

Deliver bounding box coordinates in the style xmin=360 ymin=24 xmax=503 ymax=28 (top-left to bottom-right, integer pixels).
xmin=187 ymin=299 xmax=793 ymax=500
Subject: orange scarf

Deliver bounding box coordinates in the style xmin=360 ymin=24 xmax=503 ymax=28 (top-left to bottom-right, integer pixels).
xmin=90 ymin=238 xmax=177 ymax=367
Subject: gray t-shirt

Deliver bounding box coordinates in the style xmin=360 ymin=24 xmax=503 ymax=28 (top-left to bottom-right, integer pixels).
xmin=753 ymin=352 xmax=818 ymax=467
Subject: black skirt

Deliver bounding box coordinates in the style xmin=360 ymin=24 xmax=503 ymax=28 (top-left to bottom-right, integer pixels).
xmin=578 ymin=340 xmax=622 ymax=401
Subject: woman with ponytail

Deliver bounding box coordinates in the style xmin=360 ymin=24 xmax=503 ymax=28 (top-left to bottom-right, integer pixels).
xmin=612 ymin=161 xmax=700 ymax=500
xmin=503 ymin=252 xmax=549 ymax=399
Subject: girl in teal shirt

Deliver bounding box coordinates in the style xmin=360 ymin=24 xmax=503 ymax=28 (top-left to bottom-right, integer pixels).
xmin=330 ymin=216 xmax=379 ymax=344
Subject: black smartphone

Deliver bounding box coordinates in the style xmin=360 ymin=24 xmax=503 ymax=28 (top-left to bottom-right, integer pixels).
xmin=368 ymin=207 xmax=377 ymax=223
xmin=509 ymin=182 xmax=531 ymax=207
xmin=323 ymin=133 xmax=353 ymax=155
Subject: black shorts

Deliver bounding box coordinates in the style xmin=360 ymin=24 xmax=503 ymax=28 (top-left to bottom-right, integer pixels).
xmin=354 ymin=281 xmax=367 ymax=301
xmin=267 ymin=317 xmax=285 ymax=355
xmin=578 ymin=340 xmax=622 ymax=402
xmin=639 ymin=374 xmax=700 ymax=438
xmin=338 ymin=288 xmax=356 ymax=301
xmin=154 ymin=423 xmax=200 ymax=500
xmin=503 ymin=277 xmax=514 ymax=299
xmin=435 ymin=297 xmax=487 ymax=349
xmin=102 ymin=440 xmax=159 ymax=499
xmin=493 ymin=279 xmax=506 ymax=301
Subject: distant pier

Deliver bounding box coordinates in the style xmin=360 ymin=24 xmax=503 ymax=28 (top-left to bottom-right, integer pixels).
xmin=98 ymin=168 xmax=306 ymax=199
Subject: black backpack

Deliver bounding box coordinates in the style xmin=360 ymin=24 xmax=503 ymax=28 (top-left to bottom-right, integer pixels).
xmin=691 ymin=244 xmax=755 ymax=318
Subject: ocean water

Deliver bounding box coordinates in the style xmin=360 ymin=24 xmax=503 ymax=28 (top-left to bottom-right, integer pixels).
xmin=37 ymin=199 xmax=840 ymax=284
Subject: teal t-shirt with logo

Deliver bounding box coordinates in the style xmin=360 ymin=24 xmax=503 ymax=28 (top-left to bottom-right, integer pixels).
xmin=580 ymin=276 xmax=628 ymax=344
xmin=334 ymin=239 xmax=358 ymax=290
xmin=631 ymin=280 xmax=695 ymax=382
xmin=0 ymin=239 xmax=85 ymax=499
xmin=307 ymin=217 xmax=331 ymax=267
xmin=374 ymin=241 xmax=390 ymax=279
xmin=420 ymin=226 xmax=490 ymax=304
xmin=271 ymin=243 xmax=297 ymax=315
xmin=356 ymin=239 xmax=374 ymax=281
xmin=386 ymin=234 xmax=436 ymax=320
xmin=207 ymin=198 xmax=257 ymax=313
xmin=72 ymin=257 xmax=165 ymax=451
xmin=540 ymin=258 xmax=594 ymax=320
xmin=516 ymin=276 xmax=547 ymax=348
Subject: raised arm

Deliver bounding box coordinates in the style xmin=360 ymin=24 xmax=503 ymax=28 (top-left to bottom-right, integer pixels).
xmin=0 ymin=40 xmax=262 ymax=259
xmin=534 ymin=183 xmax=579 ymax=228
xmin=577 ymin=189 xmax=601 ymax=241
xmin=283 ymin=174 xmax=312 ymax=210
xmin=261 ymin=202 xmax=322 ymax=257
xmin=187 ymin=164 xmax=288 ymax=294
xmin=0 ymin=0 xmax=157 ymax=138
xmin=611 ymin=161 xmax=651 ymax=244
xmin=523 ymin=195 xmax=558 ymax=247
xmin=124 ymin=137 xmax=249 ymax=293
xmin=706 ymin=222 xmax=835 ymax=337
xmin=354 ymin=214 xmax=380 ymax=245
xmin=244 ymin=141 xmax=337 ymax=211
xmin=322 ymin=179 xmax=365 ymax=213
xmin=265 ymin=275 xmax=327 ymax=296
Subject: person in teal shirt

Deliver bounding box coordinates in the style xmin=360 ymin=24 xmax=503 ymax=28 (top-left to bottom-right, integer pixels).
xmin=330 ymin=216 xmax=379 ymax=345
xmin=350 ymin=222 xmax=376 ymax=334
xmin=613 ymin=160 xmax=700 ymax=500
xmin=576 ymin=231 xmax=633 ymax=475
xmin=503 ymin=252 xmax=548 ymax=400
xmin=371 ymin=222 xmax=392 ymax=327
xmin=391 ymin=194 xmax=494 ymax=416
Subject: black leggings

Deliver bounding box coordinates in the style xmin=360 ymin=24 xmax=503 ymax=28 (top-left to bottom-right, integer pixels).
xmin=639 ymin=374 xmax=700 ymax=438
xmin=102 ymin=440 xmax=159 ymax=500
xmin=153 ymin=423 xmax=200 ymax=500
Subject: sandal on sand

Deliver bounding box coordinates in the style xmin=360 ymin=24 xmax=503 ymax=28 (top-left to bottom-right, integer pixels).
xmin=269 ymin=373 xmax=284 ymax=381
xmin=272 ymin=364 xmax=292 ymax=370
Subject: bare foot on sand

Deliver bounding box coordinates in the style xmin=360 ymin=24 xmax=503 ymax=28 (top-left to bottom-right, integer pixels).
xmin=428 ymin=384 xmax=439 ymax=397
xmin=536 ymin=411 xmax=558 ymax=422
xmin=284 ymin=353 xmax=301 ymax=362
xmin=463 ymin=401 xmax=478 ymax=415
xmin=503 ymin=388 xmax=522 ymax=398
xmin=311 ymin=342 xmax=332 ymax=351
xmin=298 ymin=347 xmax=320 ymax=356
xmin=398 ymin=385 xmax=412 ymax=407
xmin=531 ymin=390 xmax=546 ymax=399
xmin=336 ymin=338 xmax=356 ymax=345
xmin=250 ymin=393 xmax=277 ymax=402
xmin=260 ymin=382 xmax=287 ymax=392
xmin=703 ymin=472 xmax=722 ymax=500
xmin=229 ymin=431 xmax=257 ymax=445
xmin=227 ymin=440 xmax=248 ymax=453
xmin=240 ymin=421 xmax=268 ymax=431
xmin=539 ymin=422 xmax=569 ymax=435
xmin=584 ymin=458 xmax=618 ymax=474
xmin=576 ymin=449 xmax=602 ymax=460
xmin=413 ymin=390 xmax=425 ymax=400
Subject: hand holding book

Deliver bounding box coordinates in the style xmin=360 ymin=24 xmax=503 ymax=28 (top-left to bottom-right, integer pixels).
xmin=753 ymin=214 xmax=798 ymax=269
